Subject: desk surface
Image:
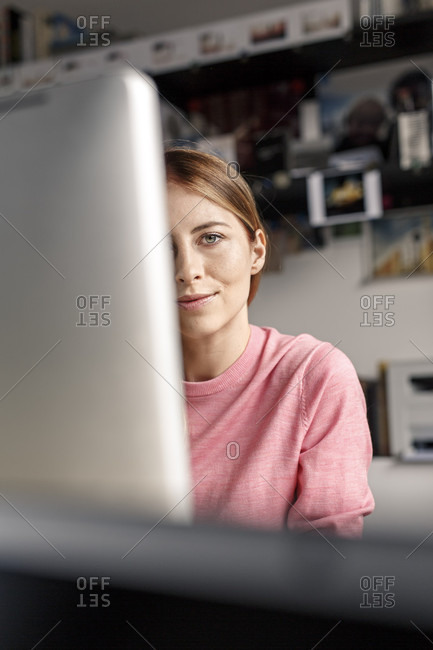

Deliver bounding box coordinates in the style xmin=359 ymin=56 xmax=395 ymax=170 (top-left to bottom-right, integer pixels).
xmin=0 ymin=496 xmax=432 ymax=648
xmin=365 ymin=456 xmax=433 ymax=537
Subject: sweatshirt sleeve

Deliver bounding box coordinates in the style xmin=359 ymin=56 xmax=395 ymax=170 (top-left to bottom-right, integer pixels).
xmin=286 ymin=343 xmax=375 ymax=539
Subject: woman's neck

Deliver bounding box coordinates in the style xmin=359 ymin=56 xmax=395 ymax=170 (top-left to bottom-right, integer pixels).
xmin=182 ymin=319 xmax=251 ymax=382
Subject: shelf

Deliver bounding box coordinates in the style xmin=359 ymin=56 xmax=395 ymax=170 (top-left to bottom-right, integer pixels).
xmin=249 ymin=163 xmax=433 ymax=220
xmin=154 ymin=12 xmax=433 ymax=108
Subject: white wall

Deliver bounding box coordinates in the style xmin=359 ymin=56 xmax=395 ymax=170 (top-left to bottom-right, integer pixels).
xmin=249 ymin=232 xmax=433 ymax=379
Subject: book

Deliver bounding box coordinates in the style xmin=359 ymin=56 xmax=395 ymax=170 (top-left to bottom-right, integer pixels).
xmin=0 ymin=6 xmax=35 ymax=65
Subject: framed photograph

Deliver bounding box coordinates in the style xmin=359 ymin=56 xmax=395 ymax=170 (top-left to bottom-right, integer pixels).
xmin=196 ymin=18 xmax=246 ymax=64
xmin=362 ymin=208 xmax=433 ymax=279
xmin=307 ymin=167 xmax=382 ymax=226
xmin=148 ymin=28 xmax=195 ymax=73
xmin=295 ymin=0 xmax=351 ymax=45
xmin=246 ymin=8 xmax=292 ymax=54
xmin=317 ymin=52 xmax=433 ymax=161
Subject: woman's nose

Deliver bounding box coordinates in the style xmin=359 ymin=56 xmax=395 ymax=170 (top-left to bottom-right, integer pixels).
xmin=174 ymin=245 xmax=203 ymax=284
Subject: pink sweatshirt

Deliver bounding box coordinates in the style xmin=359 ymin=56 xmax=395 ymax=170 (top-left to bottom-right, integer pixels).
xmin=183 ymin=325 xmax=375 ymax=538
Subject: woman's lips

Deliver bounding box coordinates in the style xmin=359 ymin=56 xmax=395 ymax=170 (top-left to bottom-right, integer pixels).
xmin=177 ymin=294 xmax=217 ymax=311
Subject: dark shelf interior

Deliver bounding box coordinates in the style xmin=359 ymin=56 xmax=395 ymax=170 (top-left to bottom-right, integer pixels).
xmin=251 ymin=163 xmax=433 ymax=223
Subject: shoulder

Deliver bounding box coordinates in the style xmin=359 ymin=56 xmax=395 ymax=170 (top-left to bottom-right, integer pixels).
xmin=250 ymin=324 xmax=355 ymax=384
xmin=249 ymin=325 xmax=365 ymax=431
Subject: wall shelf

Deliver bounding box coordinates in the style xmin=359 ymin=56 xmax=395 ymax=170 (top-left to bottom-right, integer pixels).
xmin=154 ymin=12 xmax=433 ymax=108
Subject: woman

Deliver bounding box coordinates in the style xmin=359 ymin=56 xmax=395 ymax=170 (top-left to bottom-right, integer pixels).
xmin=165 ymin=147 xmax=374 ymax=538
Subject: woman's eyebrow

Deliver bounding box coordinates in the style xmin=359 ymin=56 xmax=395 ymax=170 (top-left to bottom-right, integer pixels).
xmin=190 ymin=221 xmax=232 ymax=234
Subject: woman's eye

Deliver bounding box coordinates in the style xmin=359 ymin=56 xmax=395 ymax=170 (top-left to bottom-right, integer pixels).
xmin=202 ymin=233 xmax=221 ymax=245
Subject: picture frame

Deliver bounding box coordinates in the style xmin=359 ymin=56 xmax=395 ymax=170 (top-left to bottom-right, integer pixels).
xmin=361 ymin=207 xmax=433 ymax=280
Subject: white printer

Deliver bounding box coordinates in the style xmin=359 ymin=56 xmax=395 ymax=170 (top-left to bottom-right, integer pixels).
xmin=387 ymin=359 xmax=433 ymax=460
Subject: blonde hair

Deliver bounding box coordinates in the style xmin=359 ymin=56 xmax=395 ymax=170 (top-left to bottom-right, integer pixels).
xmin=165 ymin=147 xmax=268 ymax=305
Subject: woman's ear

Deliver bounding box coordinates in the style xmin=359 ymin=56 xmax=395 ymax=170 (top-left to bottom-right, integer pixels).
xmin=250 ymin=229 xmax=267 ymax=275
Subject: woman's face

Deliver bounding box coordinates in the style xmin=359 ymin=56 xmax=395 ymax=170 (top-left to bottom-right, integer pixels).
xmin=167 ymin=182 xmax=266 ymax=342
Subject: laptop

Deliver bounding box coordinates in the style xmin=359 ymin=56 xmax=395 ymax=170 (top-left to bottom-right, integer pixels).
xmin=0 ymin=65 xmax=192 ymax=523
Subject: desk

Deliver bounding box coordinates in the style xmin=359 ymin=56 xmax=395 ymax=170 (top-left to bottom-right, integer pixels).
xmin=0 ymin=499 xmax=432 ymax=649
xmin=365 ymin=456 xmax=433 ymax=538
